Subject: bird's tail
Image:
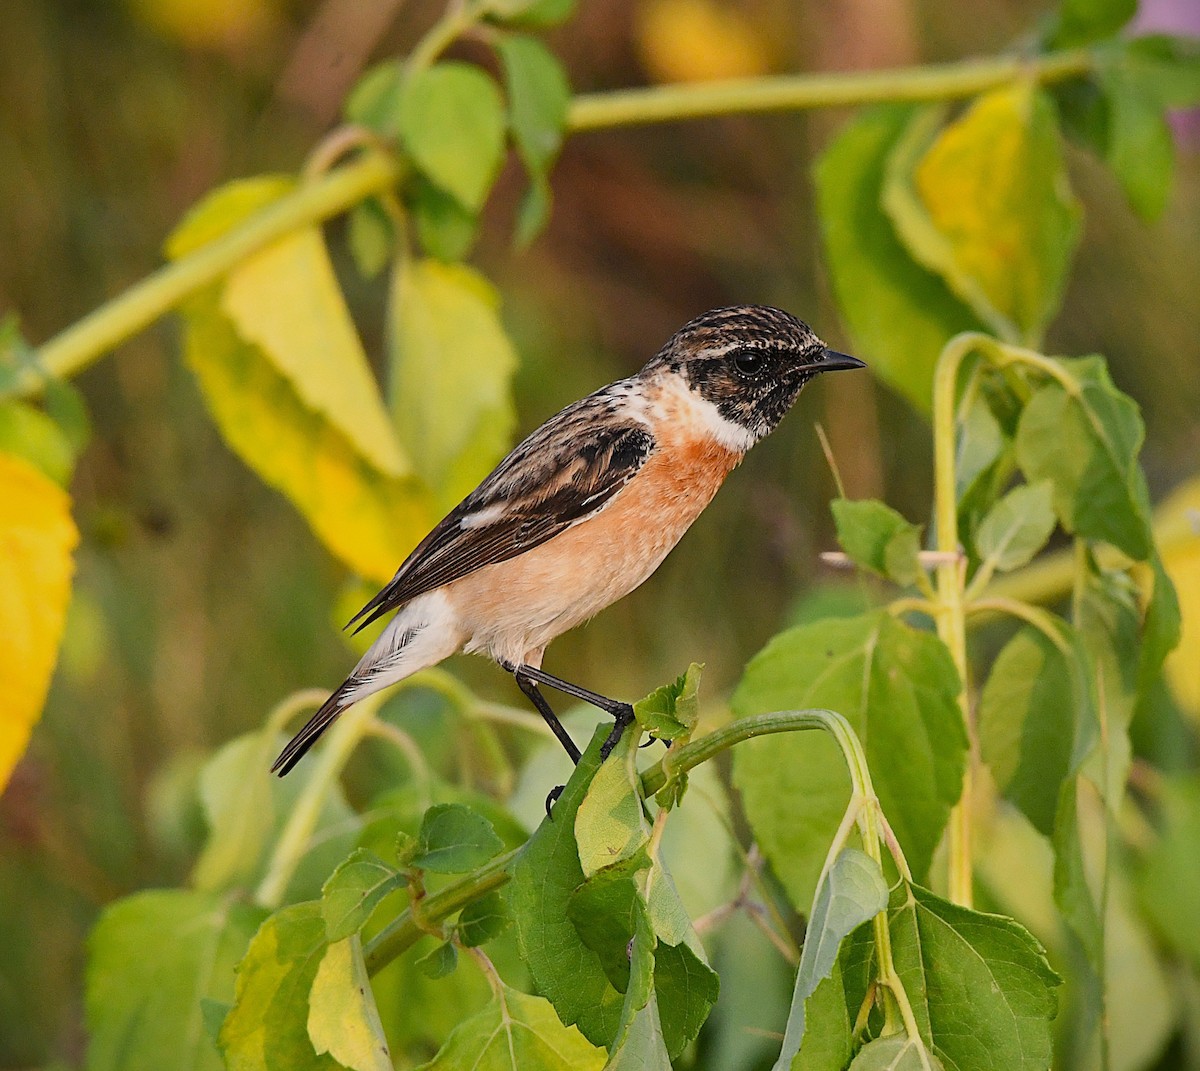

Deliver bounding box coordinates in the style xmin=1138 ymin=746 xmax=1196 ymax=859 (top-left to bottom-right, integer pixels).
xmin=271 ymin=593 xmax=461 ymax=776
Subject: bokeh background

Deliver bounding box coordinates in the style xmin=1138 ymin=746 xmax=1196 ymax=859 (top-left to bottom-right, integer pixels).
xmin=1 ymin=0 xmax=1198 ymax=1064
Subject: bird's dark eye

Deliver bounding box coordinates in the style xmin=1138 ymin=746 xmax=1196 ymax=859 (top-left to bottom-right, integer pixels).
xmin=733 ymin=349 xmax=765 ymax=376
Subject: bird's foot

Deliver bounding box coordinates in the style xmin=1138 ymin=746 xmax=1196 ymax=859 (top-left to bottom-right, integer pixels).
xmin=544 ymin=784 xmax=564 ymax=819
xmin=599 ymin=703 xmax=636 ymax=760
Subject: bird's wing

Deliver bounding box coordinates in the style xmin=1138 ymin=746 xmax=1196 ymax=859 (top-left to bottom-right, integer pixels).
xmin=348 ymin=389 xmax=656 ymax=633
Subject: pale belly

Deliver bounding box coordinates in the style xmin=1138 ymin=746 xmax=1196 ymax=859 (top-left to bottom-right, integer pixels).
xmin=446 ymin=440 xmax=740 ymax=667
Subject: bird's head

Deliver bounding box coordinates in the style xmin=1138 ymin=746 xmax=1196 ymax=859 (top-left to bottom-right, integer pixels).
xmin=647 ymin=305 xmax=865 ymax=443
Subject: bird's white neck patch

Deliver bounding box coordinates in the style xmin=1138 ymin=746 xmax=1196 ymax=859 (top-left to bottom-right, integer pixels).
xmin=655 ymin=372 xmax=758 ymax=453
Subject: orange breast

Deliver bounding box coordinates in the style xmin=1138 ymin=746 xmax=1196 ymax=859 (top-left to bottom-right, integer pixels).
xmin=447 ymin=431 xmax=742 ymax=666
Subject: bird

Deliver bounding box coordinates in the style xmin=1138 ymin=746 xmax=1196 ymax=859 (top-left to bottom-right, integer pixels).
xmin=272 ymin=305 xmax=864 ymax=777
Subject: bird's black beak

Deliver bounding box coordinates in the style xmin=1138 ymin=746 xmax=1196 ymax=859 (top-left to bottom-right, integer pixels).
xmin=816 ymin=348 xmax=866 ymax=373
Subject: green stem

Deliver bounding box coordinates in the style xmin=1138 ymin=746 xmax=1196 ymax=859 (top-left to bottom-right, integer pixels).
xmin=254 ymin=690 xmax=386 ymax=909
xmin=365 ymin=849 xmax=514 ymax=974
xmin=7 ymin=48 xmax=1097 ymax=404
xmin=639 ymin=709 xmax=842 ymax=797
xmin=567 ymin=49 xmax=1092 ymax=131
xmin=931 ymin=333 xmax=985 ymax=908
xmin=9 ymin=151 xmax=402 ymax=401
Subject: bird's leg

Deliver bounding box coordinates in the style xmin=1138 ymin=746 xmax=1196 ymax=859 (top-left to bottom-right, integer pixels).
xmin=513 ymin=669 xmax=581 ymax=765
xmin=515 ymin=665 xmax=636 ymax=760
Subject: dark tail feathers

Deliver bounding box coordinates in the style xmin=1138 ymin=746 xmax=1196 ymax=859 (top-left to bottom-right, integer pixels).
xmin=271 ymin=677 xmax=360 ymax=776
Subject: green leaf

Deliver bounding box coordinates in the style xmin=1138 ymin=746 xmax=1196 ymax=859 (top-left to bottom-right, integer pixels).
xmin=575 ymin=729 xmax=649 ymax=877
xmin=413 ymin=982 xmax=606 ymax=1070
xmin=0 ymin=401 xmax=76 ymax=486
xmin=308 ymin=936 xmax=392 ymax=1071
xmin=167 ymin=179 xmax=432 ymax=584
xmin=416 ymin=940 xmax=459 ymax=979
xmin=1105 ymin=68 xmax=1175 ymax=221
xmin=652 ymin=938 xmax=720 ymax=1058
xmin=830 ymin=498 xmax=922 ymax=585
xmin=411 ymin=803 xmax=504 ymax=874
xmin=497 ymin=34 xmax=571 ymax=173
xmin=606 ymin=903 xmax=672 ymax=1071
xmin=955 ymin=389 xmax=1007 ymax=502
xmin=849 ymin=1035 xmax=945 ymax=1071
xmin=219 ymin=901 xmax=335 ymax=1070
xmin=1138 ymin=553 xmax=1182 ymax=700
xmin=1138 ymin=774 xmax=1200 ymax=968
xmin=509 ymin=730 xmax=629 ymax=1044
xmin=410 ymin=176 xmax=480 ymax=261
xmin=979 ymin=627 xmax=1076 ymax=835
xmin=86 ymin=890 xmax=267 ymax=1071
xmin=400 ymin=62 xmax=507 ymax=212
xmin=733 ymin=612 xmax=966 ymax=908
xmin=320 ymin=848 xmax=407 ymax=941
xmin=1015 ymin=356 xmax=1152 ymax=560
xmin=633 ymin=662 xmax=703 ymax=740
xmin=388 ymin=259 xmax=518 ymax=511
xmin=344 ymin=60 xmax=405 ymax=136
xmin=515 ymin=171 xmax=554 ymax=246
xmin=815 ymin=104 xmax=984 ymax=413
xmin=973 ymin=480 xmax=1057 ymax=575
xmin=457 ymin=890 xmax=511 ymax=947
xmin=887 ymin=884 xmax=1061 ymax=1070
xmin=347 ymin=199 xmax=395 ymax=280
xmin=1046 ymin=0 xmax=1135 ymax=47
xmin=1120 ymin=35 xmax=1200 ymax=108
xmin=774 ymin=849 xmax=889 ymax=1071
xmin=886 ymin=85 xmax=1082 ymax=343
xmin=566 ymin=852 xmax=649 ymax=992
xmin=485 ymin=0 xmax=577 ymax=25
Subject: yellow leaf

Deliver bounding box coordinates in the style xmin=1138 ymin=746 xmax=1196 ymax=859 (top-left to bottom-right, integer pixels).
xmin=180 ymin=289 xmax=432 ymax=584
xmin=635 ymin=0 xmax=770 ymax=84
xmin=1158 ymin=478 xmax=1200 ymax=719
xmin=168 ymin=178 xmax=432 ymax=583
xmin=222 ymin=228 xmax=407 ymax=477
xmin=389 ymin=260 xmax=518 ymax=512
xmin=903 ymin=84 xmax=1082 ymax=342
xmin=0 ymin=452 xmax=78 ymax=790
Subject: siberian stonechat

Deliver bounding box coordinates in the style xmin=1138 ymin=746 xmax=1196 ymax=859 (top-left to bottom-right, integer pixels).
xmin=273 ymin=304 xmax=864 ymax=775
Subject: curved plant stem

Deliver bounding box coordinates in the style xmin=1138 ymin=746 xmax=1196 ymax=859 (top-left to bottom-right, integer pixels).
xmin=567 ymin=49 xmax=1092 ymax=131
xmin=365 ymin=849 xmax=514 ymax=974
xmin=6 ymin=48 xmax=1097 ymax=404
xmin=931 ymin=332 xmax=989 ymax=907
xmin=255 ymin=689 xmax=388 ymax=908
xmin=10 ymin=151 xmax=402 ymax=400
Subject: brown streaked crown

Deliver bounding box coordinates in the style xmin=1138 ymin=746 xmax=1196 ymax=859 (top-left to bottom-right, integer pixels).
xmin=643 ymin=305 xmax=862 ymax=440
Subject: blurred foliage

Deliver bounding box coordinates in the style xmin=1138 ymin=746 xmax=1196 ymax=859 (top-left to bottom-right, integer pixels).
xmin=1 ymin=0 xmax=1199 ymax=1068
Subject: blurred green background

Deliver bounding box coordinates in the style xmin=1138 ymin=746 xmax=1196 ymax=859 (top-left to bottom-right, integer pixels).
xmin=1 ymin=0 xmax=1198 ymax=1064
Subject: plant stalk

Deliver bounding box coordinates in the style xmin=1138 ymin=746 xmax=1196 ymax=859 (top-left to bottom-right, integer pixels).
xmin=8 ymin=151 xmax=402 ymax=400
xmin=567 ymin=48 xmax=1092 ymax=131
xmin=932 ymin=333 xmax=985 ymax=907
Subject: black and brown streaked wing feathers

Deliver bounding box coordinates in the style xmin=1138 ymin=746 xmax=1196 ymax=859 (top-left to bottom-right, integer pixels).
xmin=348 ymin=391 xmax=655 ymax=633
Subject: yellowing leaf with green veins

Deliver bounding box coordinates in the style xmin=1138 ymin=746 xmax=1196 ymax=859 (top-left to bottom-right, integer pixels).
xmin=308 ymin=937 xmax=391 ymax=1071
xmin=219 ymin=902 xmax=336 ymax=1071
xmin=168 ymin=177 xmax=434 ymax=583
xmin=389 ymin=260 xmax=518 ymax=511
xmin=221 ymin=227 xmax=406 ymax=476
xmin=0 ymin=452 xmax=78 ymax=790
xmin=815 ymin=105 xmax=985 ymax=413
xmin=414 ymin=982 xmax=606 ymax=1071
xmin=889 ymin=84 xmax=1081 ymax=343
